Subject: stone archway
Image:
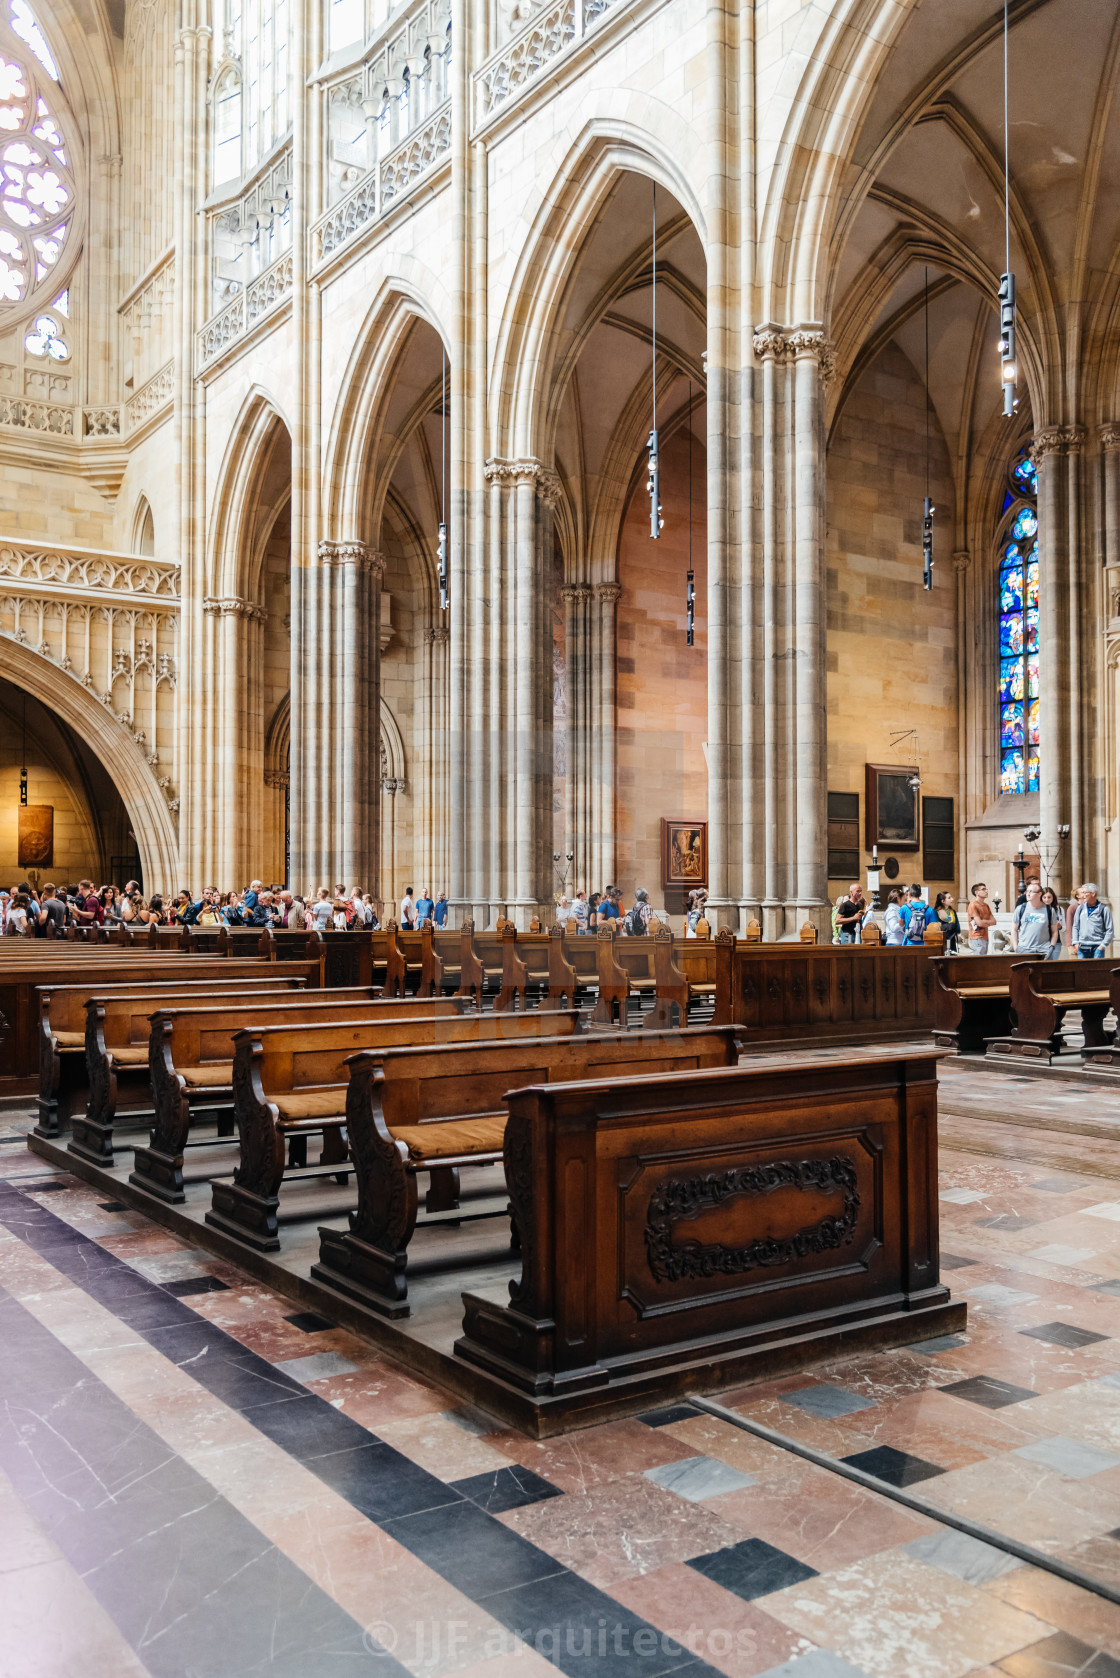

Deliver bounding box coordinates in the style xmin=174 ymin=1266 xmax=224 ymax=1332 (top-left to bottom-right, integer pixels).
xmin=0 ymin=638 xmax=179 ymax=887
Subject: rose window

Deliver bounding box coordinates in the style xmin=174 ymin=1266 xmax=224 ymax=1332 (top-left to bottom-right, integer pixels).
xmin=0 ymin=0 xmax=73 ymax=314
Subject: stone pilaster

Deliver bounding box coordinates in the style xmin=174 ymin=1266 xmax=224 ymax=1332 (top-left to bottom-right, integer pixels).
xmin=591 ymin=582 xmax=621 ymax=890
xmin=307 ymin=540 xmax=384 ymax=890
xmin=202 ymin=596 xmax=267 ymax=884
xmin=559 ymin=583 xmax=592 ymax=889
xmin=476 ymin=458 xmax=556 ymax=925
xmin=729 ymin=324 xmax=832 ymax=939
xmin=1033 ymin=424 xmax=1086 ymax=891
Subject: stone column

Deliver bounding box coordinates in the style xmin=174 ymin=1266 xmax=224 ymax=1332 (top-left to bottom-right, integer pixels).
xmin=316 ymin=540 xmax=383 ymax=890
xmin=743 ymin=325 xmax=832 ymax=940
xmin=202 ymin=595 xmax=267 ymax=885
xmin=560 ymin=583 xmax=593 ymax=889
xmin=172 ymin=10 xmax=211 ymax=885
xmin=591 ymin=582 xmax=621 ymax=891
xmin=422 ymin=624 xmax=450 ymax=895
xmin=480 ymin=459 xmax=556 ymax=925
xmin=1034 ymin=425 xmax=1085 ymax=892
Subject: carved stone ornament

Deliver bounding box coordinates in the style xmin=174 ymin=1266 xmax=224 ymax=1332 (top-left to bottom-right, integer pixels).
xmin=1099 ymin=423 xmax=1120 ymax=452
xmin=317 ymin=540 xmax=385 ymax=577
xmin=559 ymin=583 xmax=593 ymax=603
xmin=1032 ymin=424 xmax=1087 ymax=460
xmin=752 ymin=326 xmax=835 ymax=381
xmin=202 ymin=595 xmax=267 ymax=622
xmin=483 ymin=457 xmax=546 ymax=487
xmin=595 ymin=582 xmax=622 ymax=604
xmin=644 ymin=1154 xmax=860 ymax=1284
xmin=424 ymin=625 xmax=450 ymax=645
xmin=953 ymin=550 xmax=971 ymax=572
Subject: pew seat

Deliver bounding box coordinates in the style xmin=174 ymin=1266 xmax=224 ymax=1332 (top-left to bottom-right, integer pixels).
xmin=930 ymin=952 xmax=1046 ymax=1053
xmin=987 ymin=958 xmax=1115 ymax=1061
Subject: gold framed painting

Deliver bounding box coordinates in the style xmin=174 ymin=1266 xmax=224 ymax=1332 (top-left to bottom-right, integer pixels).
xmin=17 ymin=804 xmax=53 ymax=869
xmin=661 ymin=819 xmax=708 ymax=888
xmin=864 ymin=763 xmax=920 ymax=853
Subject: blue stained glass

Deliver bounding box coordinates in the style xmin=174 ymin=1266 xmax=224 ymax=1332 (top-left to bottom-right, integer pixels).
xmin=1012 ymin=452 xmax=1037 ymax=496
xmin=1001 ymin=657 xmax=1024 ymax=702
xmin=998 ymin=451 xmax=1038 ymax=796
xmin=1000 ymin=569 xmax=1022 ymax=612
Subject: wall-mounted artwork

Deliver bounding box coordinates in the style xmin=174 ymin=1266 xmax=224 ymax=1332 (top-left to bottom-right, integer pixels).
xmin=661 ymin=819 xmax=708 ymax=887
xmin=865 ymin=764 xmax=919 ymax=852
xmin=17 ymin=804 xmax=53 ymax=869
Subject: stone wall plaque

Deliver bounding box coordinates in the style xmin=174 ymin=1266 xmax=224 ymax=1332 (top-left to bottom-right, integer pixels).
xmin=17 ymin=804 xmax=53 ymax=869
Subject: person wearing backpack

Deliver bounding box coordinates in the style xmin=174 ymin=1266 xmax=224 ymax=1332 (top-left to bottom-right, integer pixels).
xmin=901 ymin=884 xmax=932 ymax=944
xmin=623 ymin=887 xmax=653 ymax=936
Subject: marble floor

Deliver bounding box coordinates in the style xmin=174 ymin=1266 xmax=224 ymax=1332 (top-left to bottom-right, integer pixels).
xmin=4 ymin=1061 xmax=1120 ymax=1678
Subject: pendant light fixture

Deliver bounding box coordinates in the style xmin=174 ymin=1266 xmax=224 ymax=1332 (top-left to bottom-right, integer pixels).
xmin=686 ymin=380 xmax=695 ymax=643
xmin=998 ymin=0 xmax=1018 ymax=416
xmin=922 ymin=267 xmax=934 ymax=592
xmin=437 ymin=347 xmax=449 ymax=611
xmin=646 ymin=182 xmax=663 ymax=540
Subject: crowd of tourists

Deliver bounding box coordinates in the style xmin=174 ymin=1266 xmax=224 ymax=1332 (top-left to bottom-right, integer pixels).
xmin=832 ymin=878 xmax=1114 ymax=958
xmin=0 ymin=878 xmax=428 ymax=936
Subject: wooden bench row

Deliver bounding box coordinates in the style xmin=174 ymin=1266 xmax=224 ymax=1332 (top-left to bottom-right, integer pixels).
xmin=932 ymin=953 xmax=1118 ymax=1062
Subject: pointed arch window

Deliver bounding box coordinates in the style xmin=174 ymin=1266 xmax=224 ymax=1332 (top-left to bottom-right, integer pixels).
xmin=0 ymin=0 xmax=76 ymax=315
xmin=998 ymin=447 xmax=1039 ymax=794
xmin=212 ymin=0 xmax=291 ymax=185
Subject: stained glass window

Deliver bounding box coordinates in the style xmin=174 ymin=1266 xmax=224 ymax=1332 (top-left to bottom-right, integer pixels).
xmin=0 ymin=0 xmax=72 ymax=314
xmin=999 ymin=449 xmax=1039 ymax=794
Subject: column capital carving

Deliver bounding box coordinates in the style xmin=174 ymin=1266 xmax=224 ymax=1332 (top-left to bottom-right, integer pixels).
xmin=595 ymin=582 xmax=622 ymax=604
xmin=202 ymin=595 xmax=267 ymax=622
xmin=1106 ymin=631 xmax=1120 ymax=670
xmin=484 ymin=457 xmax=543 ymax=487
xmin=318 ymin=539 xmax=385 ymax=576
xmin=1100 ymin=422 xmax=1120 ymax=451
xmin=560 ymin=583 xmax=593 ymax=603
xmin=264 ymin=770 xmax=290 ymax=790
xmin=536 ymin=468 xmax=564 ymax=507
xmin=381 ymin=776 xmax=407 ymax=794
xmin=952 ymin=550 xmax=971 ymax=572
xmin=424 ymin=625 xmax=450 ymax=645
xmin=1032 ymin=424 xmax=1087 ymax=460
xmin=752 ymin=324 xmax=834 ymax=381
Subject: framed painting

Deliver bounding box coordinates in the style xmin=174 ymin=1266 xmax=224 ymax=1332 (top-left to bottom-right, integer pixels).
xmin=661 ymin=819 xmax=708 ymax=887
xmin=865 ymin=764 xmax=919 ymax=853
xmin=17 ymin=804 xmax=53 ymax=869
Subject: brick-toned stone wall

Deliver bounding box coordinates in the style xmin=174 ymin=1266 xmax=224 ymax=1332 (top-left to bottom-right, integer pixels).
xmin=826 ymin=341 xmax=959 ymax=896
xmin=616 ymin=426 xmax=707 ymax=910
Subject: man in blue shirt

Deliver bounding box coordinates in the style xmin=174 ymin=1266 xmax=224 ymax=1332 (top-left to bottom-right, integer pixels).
xmin=415 ymin=887 xmax=435 ymax=925
xmin=432 ymin=892 xmax=449 ymax=928
xmin=900 ymin=885 xmax=932 ymax=944
xmin=1072 ymin=884 xmax=1114 ymax=958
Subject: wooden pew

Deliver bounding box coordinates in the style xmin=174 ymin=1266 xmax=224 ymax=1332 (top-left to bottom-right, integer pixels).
xmin=206 ymin=1006 xmax=582 ymax=1249
xmin=417 ymin=922 xmax=463 ymax=996
xmin=727 ymin=943 xmax=938 ymax=1046
xmin=988 ymin=958 xmax=1115 ymax=1062
xmin=132 ymin=992 xmax=468 ymax=1202
xmin=16 ymin=952 xmax=301 ymax=1086
xmin=318 ymin=927 xmax=379 ymax=988
xmin=647 ymin=927 xmax=733 ymax=1029
xmin=38 ymin=973 xmax=308 ymax=1142
xmin=454 ymin=919 xmax=505 ymax=1007
xmin=1080 ymin=967 xmax=1120 ymax=1076
xmin=931 ymin=952 xmax=1044 ymax=1053
xmin=314 ymin=1022 xmax=746 ymax=1317
xmin=455 ymin=1048 xmax=958 ymax=1400
xmin=495 ymin=924 xmax=552 ymax=1011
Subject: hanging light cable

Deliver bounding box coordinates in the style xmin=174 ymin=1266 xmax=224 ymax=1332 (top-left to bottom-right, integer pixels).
xmin=923 ymin=267 xmax=935 ymax=592
xmin=19 ymin=689 xmax=26 ymax=806
xmin=646 ymin=183 xmax=663 ymax=539
xmin=437 ymin=348 xmax=449 ymax=611
xmin=998 ymin=0 xmax=1018 ymax=416
xmin=686 ymin=381 xmax=695 ymax=643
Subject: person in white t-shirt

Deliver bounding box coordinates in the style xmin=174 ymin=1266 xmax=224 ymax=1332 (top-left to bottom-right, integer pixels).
xmin=399 ymin=887 xmax=416 ymax=929
xmin=310 ymin=887 xmax=333 ymax=932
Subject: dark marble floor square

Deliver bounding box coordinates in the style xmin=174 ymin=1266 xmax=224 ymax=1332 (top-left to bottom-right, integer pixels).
xmin=905 ymin=1333 xmax=968 ymax=1355
xmin=481 ymin=1569 xmax=701 ymax=1678
xmin=974 ymin=1214 xmax=1036 ymax=1231
xmin=1020 ymin=1321 xmax=1110 ymax=1349
xmin=841 ymin=1444 xmax=946 ymax=1487
xmin=941 ymin=1375 xmax=1039 ymax=1408
xmin=1031 ymin=1178 xmax=1081 ymax=1194
xmin=97 ymin=1199 xmax=129 ymax=1211
xmin=1090 ymin=1281 xmax=1120 ymax=1299
xmin=385 ymin=1497 xmax=561 ymax=1599
xmin=21 ymin=1179 xmax=72 ymax=1192
xmin=108 ymin=1289 xmax=202 ymax=1331
xmin=284 ymin=1309 xmax=335 ymax=1332
xmin=687 ymin=1537 xmax=818 ymax=1601
xmin=312 ymin=1441 xmax=461 ymax=1522
xmin=451 ymin=1465 xmax=564 ymax=1513
xmin=164 ymin=1275 xmax=230 ymax=1296
xmin=939 ymin=1253 xmax=978 ymax=1269
xmin=251 ymin=1391 xmax=372 ymax=1459
xmin=997 ymin=1629 xmax=1120 ymax=1676
xmin=638 ymin=1404 xmax=700 ymax=1427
